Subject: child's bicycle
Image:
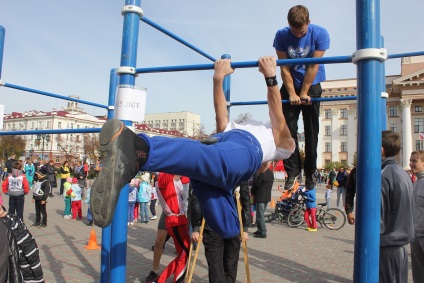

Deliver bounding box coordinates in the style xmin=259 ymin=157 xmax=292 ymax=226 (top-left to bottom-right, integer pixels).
xmin=287 ymin=201 xmax=346 ymax=230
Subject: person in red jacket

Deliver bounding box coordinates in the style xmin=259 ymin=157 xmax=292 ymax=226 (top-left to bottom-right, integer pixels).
xmin=146 ymin=172 xmax=190 ymax=283
xmin=2 ymin=162 xmax=30 ymax=221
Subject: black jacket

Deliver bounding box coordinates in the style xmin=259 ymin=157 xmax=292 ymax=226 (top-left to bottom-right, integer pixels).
xmin=345 ymin=167 xmax=356 ymax=214
xmin=251 ymin=168 xmax=274 ymax=203
xmin=190 ymin=180 xmax=251 ymax=235
xmin=5 ymin=158 xmax=17 ymax=173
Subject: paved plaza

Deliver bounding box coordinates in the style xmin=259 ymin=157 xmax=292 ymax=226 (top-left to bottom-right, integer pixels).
xmin=2 ymin=180 xmax=414 ymax=282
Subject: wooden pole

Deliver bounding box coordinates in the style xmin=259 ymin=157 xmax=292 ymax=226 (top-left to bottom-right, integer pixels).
xmin=186 ymin=218 xmax=205 ymax=283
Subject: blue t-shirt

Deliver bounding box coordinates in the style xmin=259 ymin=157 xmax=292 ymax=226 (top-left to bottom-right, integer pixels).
xmin=273 ymin=24 xmax=330 ymax=88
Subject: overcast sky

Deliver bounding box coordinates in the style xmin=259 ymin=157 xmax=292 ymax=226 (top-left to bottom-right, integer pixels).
xmin=0 ymin=0 xmax=423 ymax=133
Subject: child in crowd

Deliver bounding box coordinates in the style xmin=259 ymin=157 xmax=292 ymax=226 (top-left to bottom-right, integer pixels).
xmin=325 ymin=184 xmax=332 ymax=209
xmin=32 ymin=171 xmax=51 ymax=228
xmin=85 ymin=180 xmax=94 ymax=226
xmin=24 ymin=157 xmax=35 ymax=189
xmin=70 ymin=177 xmax=82 ymax=220
xmin=300 ymin=186 xmax=317 ymax=232
xmin=63 ymin=177 xmax=73 ymax=219
xmin=128 ymin=179 xmax=138 ymax=226
xmin=133 ymin=178 xmax=141 ymax=223
xmin=2 ymin=162 xmax=30 ymax=221
xmin=137 ymin=172 xmax=152 ymax=224
xmin=150 ymin=175 xmax=158 ymax=220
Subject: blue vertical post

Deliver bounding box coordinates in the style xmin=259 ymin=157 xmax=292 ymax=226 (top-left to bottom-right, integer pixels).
xmin=221 ymin=54 xmax=231 ymax=116
xmin=109 ymin=1 xmax=142 ymax=282
xmin=380 ymin=37 xmax=387 ymax=130
xmin=0 ymin=26 xmax=5 ymax=79
xmin=100 ymin=69 xmax=119 ymax=283
xmin=354 ymin=0 xmax=382 ymax=282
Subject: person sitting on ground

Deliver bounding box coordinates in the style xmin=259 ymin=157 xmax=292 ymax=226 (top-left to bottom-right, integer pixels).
xmin=90 ymin=56 xmax=295 ymax=240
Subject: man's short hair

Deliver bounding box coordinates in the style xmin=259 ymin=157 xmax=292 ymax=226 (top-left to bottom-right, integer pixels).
xmin=287 ymin=5 xmax=309 ymax=28
xmin=382 ymin=130 xmax=401 ymax=158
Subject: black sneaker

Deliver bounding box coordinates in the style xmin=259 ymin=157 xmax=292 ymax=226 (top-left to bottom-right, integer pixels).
xmin=144 ymin=271 xmax=158 ymax=283
xmin=86 ymin=220 xmax=94 ymax=226
xmin=252 ymin=230 xmax=261 ymax=235
xmin=39 ymin=224 xmax=47 ymax=228
xmin=31 ymin=222 xmax=41 ymax=227
xmin=305 ymin=175 xmax=315 ymax=190
xmin=253 ymin=233 xmax=267 ymax=239
xmin=284 ymin=177 xmax=298 ymax=190
xmin=91 ymin=119 xmax=150 ymax=228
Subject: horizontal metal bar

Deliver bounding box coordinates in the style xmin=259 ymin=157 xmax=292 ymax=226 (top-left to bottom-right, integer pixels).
xmin=0 ymin=128 xmax=101 ymax=136
xmin=2 ymin=82 xmax=109 ymax=109
xmin=141 ymin=17 xmax=216 ymax=62
xmin=388 ymin=50 xmax=424 ymax=59
xmin=135 ymin=55 xmax=353 ymax=74
xmin=230 ymin=96 xmax=357 ymax=106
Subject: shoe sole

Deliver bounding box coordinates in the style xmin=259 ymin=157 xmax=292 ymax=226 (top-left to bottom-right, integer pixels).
xmin=90 ymin=119 xmax=141 ymax=228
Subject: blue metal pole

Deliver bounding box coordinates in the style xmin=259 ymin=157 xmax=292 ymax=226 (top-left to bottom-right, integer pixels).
xmin=1 ymin=82 xmax=108 ymax=109
xmin=142 ymin=17 xmax=216 ymax=62
xmin=110 ymin=1 xmax=141 ymax=282
xmin=0 ymin=128 xmax=101 ymax=136
xmin=354 ymin=0 xmax=382 ymax=282
xmin=100 ymin=69 xmax=119 ymax=283
xmin=0 ymin=26 xmax=5 ymax=79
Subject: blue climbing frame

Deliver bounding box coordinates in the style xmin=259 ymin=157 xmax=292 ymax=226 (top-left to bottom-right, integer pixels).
xmin=1 ymin=0 xmax=424 ymax=282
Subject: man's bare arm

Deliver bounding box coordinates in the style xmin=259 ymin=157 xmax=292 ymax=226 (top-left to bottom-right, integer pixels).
xmin=276 ymin=50 xmax=301 ymax=106
xmin=299 ymin=50 xmax=326 ymax=102
xmin=258 ymin=57 xmax=295 ymax=150
xmin=213 ymin=59 xmax=234 ymax=133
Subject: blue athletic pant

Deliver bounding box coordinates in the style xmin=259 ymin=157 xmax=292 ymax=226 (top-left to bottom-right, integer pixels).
xmin=139 ymin=129 xmax=263 ymax=239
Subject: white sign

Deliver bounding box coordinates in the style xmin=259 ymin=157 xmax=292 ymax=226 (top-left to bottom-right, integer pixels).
xmin=0 ymin=105 xmax=4 ymax=130
xmin=115 ymin=86 xmax=147 ymax=121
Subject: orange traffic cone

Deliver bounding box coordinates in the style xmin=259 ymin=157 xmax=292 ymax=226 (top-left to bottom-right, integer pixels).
xmin=270 ymin=198 xmax=276 ymax=208
xmin=85 ymin=229 xmax=101 ymax=250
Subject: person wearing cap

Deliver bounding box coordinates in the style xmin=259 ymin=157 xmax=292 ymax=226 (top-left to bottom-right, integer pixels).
xmin=2 ymin=162 xmax=30 ymax=221
xmin=31 ymin=171 xmax=51 ymax=228
xmin=5 ymin=154 xmax=18 ymax=177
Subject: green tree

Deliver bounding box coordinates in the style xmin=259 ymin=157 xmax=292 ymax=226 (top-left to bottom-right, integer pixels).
xmin=191 ymin=123 xmax=208 ymax=140
xmin=351 ymin=152 xmax=357 ymax=167
xmin=324 ymin=161 xmax=344 ymax=172
xmin=0 ymin=135 xmax=26 ymax=159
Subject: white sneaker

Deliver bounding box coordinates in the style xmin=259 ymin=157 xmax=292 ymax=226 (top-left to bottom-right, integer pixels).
xmin=150 ymin=215 xmax=158 ymax=220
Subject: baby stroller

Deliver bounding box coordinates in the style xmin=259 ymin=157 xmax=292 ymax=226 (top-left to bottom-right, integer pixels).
xmin=265 ymin=182 xmax=300 ymax=223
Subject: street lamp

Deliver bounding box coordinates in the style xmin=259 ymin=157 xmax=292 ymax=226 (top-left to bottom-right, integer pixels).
xmin=36 ymin=134 xmax=50 ymax=160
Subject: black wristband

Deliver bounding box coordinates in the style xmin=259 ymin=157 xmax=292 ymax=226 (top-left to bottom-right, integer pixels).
xmin=265 ymin=76 xmax=278 ymax=87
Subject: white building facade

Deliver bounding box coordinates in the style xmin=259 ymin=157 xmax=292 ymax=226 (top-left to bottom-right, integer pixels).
xmin=318 ymin=56 xmax=424 ymax=169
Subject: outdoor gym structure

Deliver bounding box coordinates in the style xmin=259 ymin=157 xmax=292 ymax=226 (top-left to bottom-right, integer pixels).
xmin=1 ymin=1 xmax=424 ymax=282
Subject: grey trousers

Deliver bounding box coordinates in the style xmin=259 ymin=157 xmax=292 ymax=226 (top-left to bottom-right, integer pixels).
xmin=379 ymin=245 xmax=409 ymax=283
xmin=411 ymin=236 xmax=424 ymax=283
xmin=0 ymin=220 xmax=8 ymax=283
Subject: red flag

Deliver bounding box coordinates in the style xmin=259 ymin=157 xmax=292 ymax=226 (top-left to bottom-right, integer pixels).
xmin=420 ymin=133 xmax=424 ymax=140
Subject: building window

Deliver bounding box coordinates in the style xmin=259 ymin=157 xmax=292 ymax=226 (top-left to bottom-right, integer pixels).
xmin=56 ymin=157 xmax=60 ymax=163
xmin=71 ymin=123 xmax=74 ymax=129
xmin=340 ymin=125 xmax=347 ymax=136
xmin=324 ymin=110 xmax=331 ymax=119
xmin=155 ymin=120 xmax=160 ymax=128
xmin=414 ymin=118 xmax=424 ymax=133
xmin=341 ymin=142 xmax=347 ymax=152
xmin=416 ymin=140 xmax=424 ymax=151
xmin=415 ymin=106 xmax=422 ymax=113
xmin=58 ymin=122 xmax=62 ymax=128
xmin=341 ymin=159 xmax=347 ymax=166
xmin=340 ymin=109 xmax=348 ymax=119
xmin=390 ymin=123 xmax=398 ymax=133
xmin=325 ymin=142 xmax=331 ymax=152
xmin=325 ymin=159 xmax=331 ymax=166
xmin=389 ymin=106 xmax=398 ymax=117
xmin=325 ymin=126 xmax=331 ymax=136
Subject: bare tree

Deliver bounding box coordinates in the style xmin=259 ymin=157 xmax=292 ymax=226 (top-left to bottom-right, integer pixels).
xmin=56 ymin=134 xmax=76 ymax=162
xmin=83 ymin=133 xmax=100 ymax=162
xmin=233 ymin=112 xmax=252 ymax=124
xmin=191 ymin=123 xmax=209 ymax=140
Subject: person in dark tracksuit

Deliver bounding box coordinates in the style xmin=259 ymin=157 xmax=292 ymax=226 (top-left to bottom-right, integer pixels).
xmin=190 ymin=180 xmax=250 ymax=283
xmin=380 ymin=131 xmax=414 ymax=283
